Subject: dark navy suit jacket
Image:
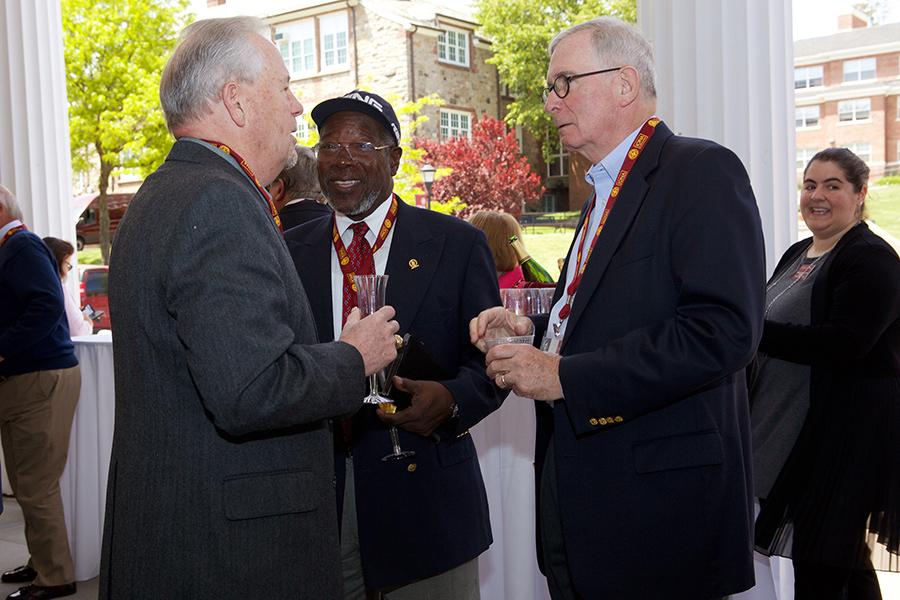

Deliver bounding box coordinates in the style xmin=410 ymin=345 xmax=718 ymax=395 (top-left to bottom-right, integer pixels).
xmin=279 ymin=199 xmax=332 ymax=231
xmin=534 ymin=121 xmax=765 ymax=599
xmin=285 ymin=199 xmax=502 ymax=590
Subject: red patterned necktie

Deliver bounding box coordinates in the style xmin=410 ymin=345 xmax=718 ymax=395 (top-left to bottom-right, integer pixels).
xmin=339 ymin=222 xmax=375 ymax=449
xmin=341 ymin=222 xmax=376 ymax=325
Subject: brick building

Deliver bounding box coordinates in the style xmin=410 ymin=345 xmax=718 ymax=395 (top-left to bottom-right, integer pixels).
xmin=794 ymin=12 xmax=900 ymax=178
xmin=195 ymin=0 xmax=560 ymax=209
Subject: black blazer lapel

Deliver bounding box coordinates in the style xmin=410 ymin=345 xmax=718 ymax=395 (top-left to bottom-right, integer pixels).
xmin=384 ymin=200 xmax=445 ymax=334
xmin=288 ymin=220 xmax=336 ymax=342
xmin=563 ymin=122 xmax=673 ymax=340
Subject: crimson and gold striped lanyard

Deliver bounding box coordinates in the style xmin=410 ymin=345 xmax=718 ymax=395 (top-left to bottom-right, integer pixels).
xmin=555 ymin=118 xmax=660 ymax=333
xmin=202 ymin=140 xmax=283 ymax=232
xmin=0 ymin=223 xmax=27 ymax=247
xmin=332 ymin=195 xmax=399 ymax=292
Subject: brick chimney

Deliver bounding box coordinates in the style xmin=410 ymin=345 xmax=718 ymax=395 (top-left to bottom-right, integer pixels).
xmin=838 ymin=11 xmax=869 ymax=30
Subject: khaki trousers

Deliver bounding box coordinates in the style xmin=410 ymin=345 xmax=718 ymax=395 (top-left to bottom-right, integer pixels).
xmin=0 ymin=366 xmax=80 ymax=586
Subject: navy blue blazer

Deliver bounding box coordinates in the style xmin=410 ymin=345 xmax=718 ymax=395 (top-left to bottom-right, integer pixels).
xmin=279 ymin=199 xmax=332 ymax=231
xmin=534 ymin=122 xmax=765 ymax=599
xmin=285 ymin=199 xmax=502 ymax=590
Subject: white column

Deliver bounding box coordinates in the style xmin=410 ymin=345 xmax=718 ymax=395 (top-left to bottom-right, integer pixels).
xmin=0 ymin=0 xmax=75 ymax=243
xmin=638 ymin=0 xmax=797 ymax=274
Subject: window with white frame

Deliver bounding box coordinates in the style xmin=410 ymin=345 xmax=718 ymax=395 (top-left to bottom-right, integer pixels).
xmin=438 ymin=29 xmax=469 ymax=67
xmin=838 ymin=98 xmax=871 ymax=122
xmin=547 ymin=146 xmax=570 ymax=178
xmin=439 ymin=109 xmax=472 ymax=139
xmin=515 ymin=125 xmax=524 ymax=152
xmin=846 ymin=143 xmax=871 ymax=163
xmin=275 ymin=21 xmax=315 ymax=78
xmin=795 ymin=106 xmax=820 ymax=128
xmin=319 ymin=12 xmax=348 ymax=70
xmin=842 ymin=57 xmax=876 ymax=82
xmin=796 ymin=148 xmax=818 ymax=170
xmin=794 ymin=65 xmax=823 ymax=89
xmin=295 ymin=119 xmax=312 ymax=142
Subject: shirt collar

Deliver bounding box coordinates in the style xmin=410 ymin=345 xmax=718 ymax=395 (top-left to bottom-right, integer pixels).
xmin=584 ymin=124 xmax=644 ymax=187
xmin=334 ymin=194 xmax=393 ymax=239
xmin=0 ymin=220 xmax=24 ymax=239
xmin=182 ymin=137 xmax=244 ymax=174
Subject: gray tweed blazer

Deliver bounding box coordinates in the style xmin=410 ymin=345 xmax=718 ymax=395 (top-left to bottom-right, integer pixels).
xmin=99 ymin=140 xmax=363 ymax=599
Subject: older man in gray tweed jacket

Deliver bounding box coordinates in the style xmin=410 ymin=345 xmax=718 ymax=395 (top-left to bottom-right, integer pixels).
xmin=98 ymin=17 xmax=399 ymax=599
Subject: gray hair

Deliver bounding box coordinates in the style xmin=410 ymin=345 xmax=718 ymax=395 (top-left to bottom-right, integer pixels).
xmin=276 ymin=146 xmax=320 ymax=199
xmin=0 ymin=185 xmax=24 ymax=221
xmin=160 ymin=16 xmax=269 ymax=132
xmin=549 ymin=17 xmax=657 ymax=98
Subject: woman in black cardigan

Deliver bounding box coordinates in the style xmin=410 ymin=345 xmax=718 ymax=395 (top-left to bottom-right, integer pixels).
xmin=751 ymin=148 xmax=900 ymax=600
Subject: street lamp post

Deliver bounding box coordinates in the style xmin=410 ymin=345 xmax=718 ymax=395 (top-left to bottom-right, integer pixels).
xmin=420 ymin=163 xmax=436 ymax=210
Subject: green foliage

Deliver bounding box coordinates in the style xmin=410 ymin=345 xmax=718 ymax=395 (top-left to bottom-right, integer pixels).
xmin=874 ymin=175 xmax=900 ymax=186
xmin=63 ymin=0 xmax=188 ymax=179
xmin=430 ymin=196 xmax=468 ymax=215
xmin=388 ymin=93 xmax=446 ymax=202
xmin=63 ymin=0 xmax=189 ymax=263
xmin=475 ymin=0 xmax=636 ymax=156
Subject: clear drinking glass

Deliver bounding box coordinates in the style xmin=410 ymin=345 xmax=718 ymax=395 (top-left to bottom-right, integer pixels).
xmin=354 ymin=274 xmax=415 ymax=462
xmin=500 ymin=287 xmax=556 ymax=317
xmin=354 ymin=274 xmax=391 ymax=405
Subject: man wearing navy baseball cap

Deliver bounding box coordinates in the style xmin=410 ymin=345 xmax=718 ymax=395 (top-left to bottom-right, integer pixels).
xmin=286 ymin=91 xmax=502 ymax=599
xmin=311 ymin=90 xmax=402 ymax=146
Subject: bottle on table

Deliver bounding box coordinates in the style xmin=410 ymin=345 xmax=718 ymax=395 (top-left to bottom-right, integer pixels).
xmin=508 ymin=234 xmax=554 ymax=284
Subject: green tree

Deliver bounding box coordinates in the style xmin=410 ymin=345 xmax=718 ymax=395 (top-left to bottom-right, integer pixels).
xmin=63 ymin=0 xmax=188 ymax=264
xmin=475 ymin=0 xmax=635 ymax=156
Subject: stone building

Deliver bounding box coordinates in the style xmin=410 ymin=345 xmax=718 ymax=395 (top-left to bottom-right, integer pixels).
xmin=197 ymin=0 xmax=561 ymax=209
xmin=794 ymin=11 xmax=900 ymax=178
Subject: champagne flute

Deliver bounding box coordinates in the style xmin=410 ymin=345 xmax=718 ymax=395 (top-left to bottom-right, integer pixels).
xmin=354 ymin=274 xmax=391 ymax=405
xmin=377 ymin=399 xmax=416 ymax=462
xmin=354 ymin=274 xmax=415 ymax=461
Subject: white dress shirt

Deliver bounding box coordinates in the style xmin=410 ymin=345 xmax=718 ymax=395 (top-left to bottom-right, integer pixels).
xmin=329 ymin=195 xmax=397 ymax=340
xmin=545 ymin=125 xmax=644 ymax=354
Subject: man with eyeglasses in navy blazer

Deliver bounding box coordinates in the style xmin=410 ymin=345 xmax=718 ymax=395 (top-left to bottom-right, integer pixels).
xmin=471 ymin=17 xmax=766 ymax=600
xmin=286 ymin=90 xmax=502 ymax=600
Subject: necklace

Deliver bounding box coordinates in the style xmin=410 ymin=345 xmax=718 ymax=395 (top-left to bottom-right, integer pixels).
xmin=764 ymin=250 xmax=827 ymax=317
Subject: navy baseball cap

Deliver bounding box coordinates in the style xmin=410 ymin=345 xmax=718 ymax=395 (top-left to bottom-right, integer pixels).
xmin=311 ymin=90 xmax=402 ymax=144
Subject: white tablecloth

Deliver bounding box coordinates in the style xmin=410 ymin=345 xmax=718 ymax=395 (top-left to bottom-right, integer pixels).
xmin=472 ymin=392 xmax=551 ymax=600
xmin=60 ymin=334 xmax=115 ymax=582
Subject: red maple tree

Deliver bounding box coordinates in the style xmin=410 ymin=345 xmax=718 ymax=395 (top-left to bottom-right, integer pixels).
xmin=416 ymin=116 xmax=543 ymax=217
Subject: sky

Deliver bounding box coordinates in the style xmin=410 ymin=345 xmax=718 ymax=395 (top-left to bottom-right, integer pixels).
xmin=792 ymin=0 xmax=900 ymax=40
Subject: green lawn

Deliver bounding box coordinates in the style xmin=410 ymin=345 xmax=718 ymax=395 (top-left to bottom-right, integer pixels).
xmin=76 ymin=246 xmax=104 ymax=265
xmin=520 ymin=231 xmax=574 ymax=282
xmin=866 ymin=185 xmax=900 ymax=241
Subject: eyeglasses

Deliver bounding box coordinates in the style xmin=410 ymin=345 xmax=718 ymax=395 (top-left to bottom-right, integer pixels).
xmin=542 ymin=67 xmax=623 ymax=102
xmin=64 ymin=261 xmax=73 ymax=272
xmin=313 ymin=142 xmax=393 ymax=159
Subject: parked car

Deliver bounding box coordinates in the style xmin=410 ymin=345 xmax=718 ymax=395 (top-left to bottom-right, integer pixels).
xmin=75 ymin=193 xmax=133 ymax=250
xmin=79 ymin=265 xmax=111 ymax=330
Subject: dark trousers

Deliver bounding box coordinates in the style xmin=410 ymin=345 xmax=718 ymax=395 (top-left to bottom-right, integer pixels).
xmin=793 ymin=557 xmax=882 ymax=600
xmin=539 ymin=439 xmax=582 ymax=600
